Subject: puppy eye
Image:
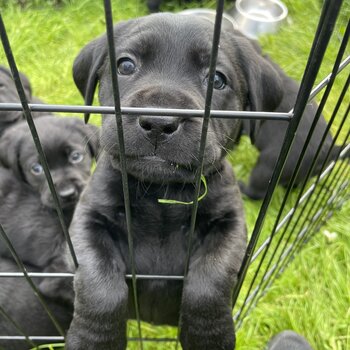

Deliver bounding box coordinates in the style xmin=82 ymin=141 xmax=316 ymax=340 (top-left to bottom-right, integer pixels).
xmin=69 ymin=151 xmax=84 ymax=164
xmin=117 ymin=58 xmax=136 ymax=75
xmin=31 ymin=163 xmax=43 ymax=176
xmin=205 ymin=71 xmax=227 ymax=90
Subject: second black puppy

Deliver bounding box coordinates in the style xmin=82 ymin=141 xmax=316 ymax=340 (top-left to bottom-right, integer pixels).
xmin=65 ymin=13 xmax=285 ymax=350
xmin=0 ymin=116 xmax=99 ymax=283
xmin=239 ymin=48 xmax=347 ymax=199
xmin=0 ymin=116 xmax=99 ymax=349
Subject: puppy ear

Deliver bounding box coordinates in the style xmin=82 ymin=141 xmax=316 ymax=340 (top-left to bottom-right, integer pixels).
xmin=229 ymin=34 xmax=284 ymax=143
xmin=19 ymin=71 xmax=33 ymax=100
xmin=0 ymin=66 xmax=32 ymax=100
xmin=73 ymin=35 xmax=107 ymax=124
xmin=0 ymin=126 xmax=24 ymax=178
xmin=66 ymin=118 xmax=100 ymax=159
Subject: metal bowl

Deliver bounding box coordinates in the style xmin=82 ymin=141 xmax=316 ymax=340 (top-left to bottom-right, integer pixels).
xmin=178 ymin=9 xmax=237 ymax=32
xmin=230 ymin=0 xmax=288 ymax=39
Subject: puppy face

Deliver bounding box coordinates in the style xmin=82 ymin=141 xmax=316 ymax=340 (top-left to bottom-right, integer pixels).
xmin=0 ymin=116 xmax=99 ymax=209
xmin=0 ymin=66 xmax=32 ymax=133
xmin=73 ymin=14 xmax=283 ymax=183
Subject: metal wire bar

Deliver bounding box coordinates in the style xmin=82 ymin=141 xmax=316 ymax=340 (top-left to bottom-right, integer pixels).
xmin=235 ymin=25 xmax=350 ymax=321
xmin=231 ymin=0 xmax=343 ymax=307
xmin=308 ymin=54 xmax=350 ymax=101
xmin=0 ymin=306 xmax=37 ymax=348
xmin=277 ymin=125 xmax=350 ymax=271
xmin=0 ymin=224 xmax=65 ymax=337
xmin=175 ymin=1 xmax=225 ymax=348
xmin=0 ymin=14 xmax=78 ymax=269
xmin=236 ymin=127 xmax=350 ymax=324
xmin=0 ymin=46 xmax=346 ymax=118
xmin=250 ymin=146 xmax=349 ymax=265
xmin=237 ymin=92 xmax=349 ymax=323
xmin=256 ymin=99 xmax=350 ymax=301
xmin=264 ymin=167 xmax=350 ymax=303
xmin=270 ymin=172 xmax=350 ymax=290
xmin=0 ymin=103 xmax=293 ymax=120
xmin=0 ymin=272 xmax=184 ymax=280
xmin=0 ymin=335 xmax=179 ymax=342
xmin=0 ymin=336 xmax=64 ymax=341
xmin=102 ymin=0 xmax=143 ymax=347
xmin=234 ymin=172 xmax=350 ymax=327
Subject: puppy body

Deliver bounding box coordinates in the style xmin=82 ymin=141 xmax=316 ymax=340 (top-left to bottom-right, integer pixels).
xmin=0 ymin=116 xmax=98 ymax=268
xmin=0 ymin=65 xmax=51 ymax=136
xmin=68 ymin=156 xmax=246 ymax=349
xmin=0 ymin=259 xmax=73 ymax=350
xmin=66 ymin=14 xmax=285 ymax=350
xmin=0 ymin=116 xmax=99 ymax=348
xmin=239 ymin=48 xmax=345 ymax=199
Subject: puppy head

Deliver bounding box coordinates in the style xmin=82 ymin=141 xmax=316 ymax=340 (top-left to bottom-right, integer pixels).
xmin=0 ymin=116 xmax=99 ymax=209
xmin=73 ymin=14 xmax=283 ymax=183
xmin=0 ymin=66 xmax=33 ymax=134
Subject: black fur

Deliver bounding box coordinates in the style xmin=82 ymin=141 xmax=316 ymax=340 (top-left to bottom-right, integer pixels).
xmin=66 ymin=13 xmax=284 ymax=350
xmin=0 ymin=116 xmax=99 ymax=349
xmin=0 ymin=259 xmax=73 ymax=350
xmin=238 ymin=45 xmax=348 ymax=200
xmin=0 ymin=65 xmax=52 ymax=136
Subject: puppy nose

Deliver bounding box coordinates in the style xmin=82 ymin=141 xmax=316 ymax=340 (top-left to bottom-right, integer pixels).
xmin=58 ymin=184 xmax=78 ymax=201
xmin=138 ymin=116 xmax=180 ymax=141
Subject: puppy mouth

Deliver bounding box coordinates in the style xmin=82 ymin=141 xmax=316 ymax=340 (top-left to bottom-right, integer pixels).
xmin=112 ymin=154 xmax=197 ymax=182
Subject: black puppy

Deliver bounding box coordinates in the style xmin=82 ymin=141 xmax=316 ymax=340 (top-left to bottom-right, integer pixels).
xmin=0 ymin=116 xmax=99 ymax=348
xmin=238 ymin=46 xmax=347 ymax=200
xmin=66 ymin=13 xmax=284 ymax=350
xmin=0 ymin=65 xmax=51 ymax=136
xmin=0 ymin=259 xmax=73 ymax=350
xmin=0 ymin=116 xmax=99 ymax=269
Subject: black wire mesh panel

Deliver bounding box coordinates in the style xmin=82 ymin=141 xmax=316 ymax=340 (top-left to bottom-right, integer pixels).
xmin=0 ymin=0 xmax=349 ymax=348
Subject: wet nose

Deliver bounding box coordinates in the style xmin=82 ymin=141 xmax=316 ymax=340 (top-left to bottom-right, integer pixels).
xmin=138 ymin=116 xmax=180 ymax=142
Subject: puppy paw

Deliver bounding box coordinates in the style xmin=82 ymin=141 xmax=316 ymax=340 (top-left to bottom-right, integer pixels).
xmin=238 ymin=180 xmax=265 ymax=200
xmin=180 ymin=310 xmax=235 ymax=350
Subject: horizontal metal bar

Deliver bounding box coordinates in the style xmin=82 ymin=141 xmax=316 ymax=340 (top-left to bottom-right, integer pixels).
xmin=308 ymin=54 xmax=350 ymax=101
xmin=0 ymin=336 xmax=64 ymax=341
xmin=0 ymin=336 xmax=178 ymax=342
xmin=0 ymin=103 xmax=293 ymax=120
xmin=0 ymin=272 xmax=184 ymax=280
xmin=249 ymin=146 xmax=349 ymax=264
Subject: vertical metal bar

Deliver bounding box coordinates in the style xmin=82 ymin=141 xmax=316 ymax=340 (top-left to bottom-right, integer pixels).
xmin=0 ymin=306 xmax=37 ymax=348
xmin=0 ymin=14 xmax=78 ymax=269
xmin=238 ymin=122 xmax=350 ymax=324
xmin=268 ymin=151 xmax=350 ymax=294
xmin=102 ymin=1 xmax=143 ymax=348
xmin=175 ymin=0 xmax=225 ymax=348
xmin=0 ymin=224 xmax=65 ymax=336
xmin=236 ymin=26 xmax=349 ymax=321
xmin=231 ymin=0 xmax=343 ymax=307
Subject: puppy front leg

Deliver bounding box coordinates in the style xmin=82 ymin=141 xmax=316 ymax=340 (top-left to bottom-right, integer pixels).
xmin=66 ymin=243 xmax=128 ymax=350
xmin=239 ymin=151 xmax=275 ymax=200
xmin=180 ymin=271 xmax=235 ymax=350
xmin=179 ymin=219 xmax=246 ymax=350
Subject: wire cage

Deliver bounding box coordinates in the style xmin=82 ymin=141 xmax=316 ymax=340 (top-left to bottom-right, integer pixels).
xmin=0 ymin=0 xmax=349 ymax=349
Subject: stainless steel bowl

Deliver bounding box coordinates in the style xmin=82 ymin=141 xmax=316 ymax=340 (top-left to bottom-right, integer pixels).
xmin=179 ymin=9 xmax=238 ymax=32
xmin=230 ymin=0 xmax=288 ymax=39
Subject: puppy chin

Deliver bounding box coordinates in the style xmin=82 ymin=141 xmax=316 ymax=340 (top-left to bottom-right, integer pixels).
xmin=110 ymin=155 xmax=197 ymax=183
xmin=41 ymin=194 xmax=80 ymax=211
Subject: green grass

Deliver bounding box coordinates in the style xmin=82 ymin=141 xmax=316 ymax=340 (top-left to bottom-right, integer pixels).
xmin=0 ymin=0 xmax=349 ymax=349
